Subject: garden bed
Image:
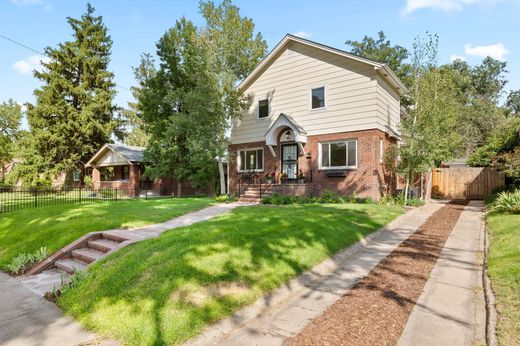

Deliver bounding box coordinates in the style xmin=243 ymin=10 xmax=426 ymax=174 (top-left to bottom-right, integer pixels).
xmin=285 ymin=201 xmax=466 ymax=346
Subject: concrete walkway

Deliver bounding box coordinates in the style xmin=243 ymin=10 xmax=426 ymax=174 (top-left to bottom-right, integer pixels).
xmin=0 ymin=272 xmax=99 ymax=346
xmin=19 ymin=202 xmax=249 ymax=296
xmin=185 ymin=202 xmax=445 ymax=346
xmin=398 ymin=201 xmax=486 ymax=346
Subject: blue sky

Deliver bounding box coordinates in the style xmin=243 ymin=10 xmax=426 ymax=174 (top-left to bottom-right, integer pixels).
xmin=1 ymin=0 xmax=520 ymax=120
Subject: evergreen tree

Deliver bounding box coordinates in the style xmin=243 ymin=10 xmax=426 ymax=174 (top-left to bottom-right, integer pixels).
xmin=0 ymin=100 xmax=22 ymax=182
xmin=13 ymin=4 xmax=119 ymax=186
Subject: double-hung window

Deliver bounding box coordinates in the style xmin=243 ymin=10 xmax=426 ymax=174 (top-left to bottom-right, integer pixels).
xmin=319 ymin=140 xmax=357 ymax=169
xmin=72 ymin=170 xmax=81 ymax=182
xmin=258 ymin=99 xmax=269 ymax=118
xmin=122 ymin=166 xmax=130 ymax=180
xmin=311 ymin=86 xmax=325 ymax=109
xmin=238 ymin=148 xmax=264 ymax=172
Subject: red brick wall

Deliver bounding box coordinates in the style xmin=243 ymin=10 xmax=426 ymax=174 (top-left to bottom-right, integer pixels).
xmin=229 ymin=129 xmax=396 ymax=200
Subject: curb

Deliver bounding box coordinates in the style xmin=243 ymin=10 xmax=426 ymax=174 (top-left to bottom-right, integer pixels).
xmin=482 ymin=217 xmax=498 ymax=346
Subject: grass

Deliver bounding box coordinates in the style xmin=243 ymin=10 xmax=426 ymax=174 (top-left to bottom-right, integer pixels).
xmin=0 ymin=197 xmax=214 ymax=269
xmin=487 ymin=212 xmax=520 ymax=345
xmin=58 ymin=203 xmax=403 ymax=345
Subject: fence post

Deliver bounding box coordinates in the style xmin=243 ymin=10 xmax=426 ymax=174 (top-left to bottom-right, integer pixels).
xmin=115 ymin=188 xmax=118 ymax=202
xmin=34 ymin=189 xmax=38 ymax=208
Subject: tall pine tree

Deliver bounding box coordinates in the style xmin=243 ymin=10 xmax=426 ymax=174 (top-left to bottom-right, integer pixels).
xmin=14 ymin=4 xmax=118 ymax=186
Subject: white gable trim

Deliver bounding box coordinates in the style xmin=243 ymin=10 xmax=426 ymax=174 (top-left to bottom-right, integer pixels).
xmin=237 ymin=34 xmax=407 ymax=95
xmin=85 ymin=144 xmax=132 ymax=167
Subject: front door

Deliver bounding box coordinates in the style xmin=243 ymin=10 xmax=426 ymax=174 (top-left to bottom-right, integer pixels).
xmin=281 ymin=144 xmax=298 ymax=180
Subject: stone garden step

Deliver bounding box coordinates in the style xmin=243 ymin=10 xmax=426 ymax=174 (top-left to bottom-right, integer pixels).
xmin=55 ymin=259 xmax=87 ymax=274
xmin=87 ymin=239 xmax=120 ymax=253
xmin=71 ymin=247 xmax=105 ymax=263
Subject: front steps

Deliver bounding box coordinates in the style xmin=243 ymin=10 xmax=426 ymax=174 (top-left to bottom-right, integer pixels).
xmin=238 ymin=185 xmax=272 ymax=203
xmin=20 ymin=232 xmax=128 ymax=295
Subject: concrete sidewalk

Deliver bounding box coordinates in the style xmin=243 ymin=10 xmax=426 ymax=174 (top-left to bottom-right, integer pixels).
xmin=398 ymin=200 xmax=486 ymax=346
xmin=0 ymin=272 xmax=99 ymax=346
xmin=185 ymin=202 xmax=445 ymax=346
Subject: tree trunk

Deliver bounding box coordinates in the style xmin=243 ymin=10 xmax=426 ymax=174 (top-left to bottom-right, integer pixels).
xmin=404 ymin=175 xmax=410 ymax=206
xmin=177 ymin=181 xmax=182 ymax=198
xmin=218 ymin=157 xmax=226 ymax=195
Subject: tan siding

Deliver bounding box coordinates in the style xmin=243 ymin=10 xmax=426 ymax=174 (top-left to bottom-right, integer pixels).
xmin=231 ymin=41 xmax=400 ymax=144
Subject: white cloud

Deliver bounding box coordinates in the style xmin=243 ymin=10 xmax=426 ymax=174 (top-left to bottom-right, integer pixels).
xmin=292 ymin=31 xmax=313 ymax=39
xmin=10 ymin=0 xmax=44 ymax=6
xmin=464 ymin=43 xmax=509 ymax=60
xmin=12 ymin=55 xmax=50 ymax=75
xmin=400 ymin=0 xmax=507 ymax=14
xmin=450 ymin=54 xmax=466 ymax=61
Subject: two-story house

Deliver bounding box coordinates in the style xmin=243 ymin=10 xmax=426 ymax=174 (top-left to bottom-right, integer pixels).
xmin=229 ymin=34 xmax=407 ymax=201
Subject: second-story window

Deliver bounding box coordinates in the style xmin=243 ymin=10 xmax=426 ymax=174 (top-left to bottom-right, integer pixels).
xmin=258 ymin=99 xmax=269 ymax=118
xmin=311 ymin=86 xmax=325 ymax=109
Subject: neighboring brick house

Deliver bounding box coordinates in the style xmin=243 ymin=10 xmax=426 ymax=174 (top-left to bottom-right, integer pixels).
xmin=229 ymin=34 xmax=406 ymax=200
xmin=85 ymin=144 xmax=174 ymax=196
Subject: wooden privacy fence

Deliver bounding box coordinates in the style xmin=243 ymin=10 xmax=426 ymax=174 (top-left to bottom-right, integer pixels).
xmin=432 ymin=167 xmax=505 ymax=200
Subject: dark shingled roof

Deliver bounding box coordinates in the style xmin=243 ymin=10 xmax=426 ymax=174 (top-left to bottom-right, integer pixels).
xmin=106 ymin=144 xmax=145 ymax=162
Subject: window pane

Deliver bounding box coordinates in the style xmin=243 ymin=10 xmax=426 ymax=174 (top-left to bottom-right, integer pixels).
xmin=246 ymin=150 xmax=257 ymax=170
xmin=258 ymin=99 xmax=269 ymax=118
xmin=239 ymin=151 xmax=245 ymax=171
xmin=311 ymin=87 xmax=325 ymax=109
xmin=321 ymin=143 xmax=329 ymax=167
xmin=330 ymin=142 xmax=347 ymax=167
xmin=256 ymin=149 xmax=263 ymax=170
xmin=348 ymin=141 xmax=357 ymax=167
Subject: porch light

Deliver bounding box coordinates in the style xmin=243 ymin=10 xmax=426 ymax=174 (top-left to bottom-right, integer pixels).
xmin=285 ymin=130 xmax=292 ymax=140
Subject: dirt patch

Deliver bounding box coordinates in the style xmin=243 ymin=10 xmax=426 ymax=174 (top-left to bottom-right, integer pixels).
xmin=170 ymin=281 xmax=250 ymax=307
xmin=285 ymin=201 xmax=467 ymax=346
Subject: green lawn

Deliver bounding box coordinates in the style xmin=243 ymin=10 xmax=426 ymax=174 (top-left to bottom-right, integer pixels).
xmin=0 ymin=197 xmax=214 ymax=269
xmin=58 ymin=203 xmax=403 ymax=346
xmin=487 ymin=213 xmax=520 ymax=345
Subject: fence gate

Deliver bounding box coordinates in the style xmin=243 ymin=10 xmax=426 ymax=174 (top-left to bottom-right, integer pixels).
xmin=431 ymin=167 xmax=505 ymax=200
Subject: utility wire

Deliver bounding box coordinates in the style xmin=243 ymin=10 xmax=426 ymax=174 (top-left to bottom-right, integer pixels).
xmin=0 ymin=33 xmax=132 ymax=92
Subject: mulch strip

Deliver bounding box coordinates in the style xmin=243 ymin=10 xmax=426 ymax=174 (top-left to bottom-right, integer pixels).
xmin=284 ymin=201 xmax=467 ymax=346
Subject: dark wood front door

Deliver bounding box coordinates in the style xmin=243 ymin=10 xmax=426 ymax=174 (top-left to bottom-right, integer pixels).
xmin=281 ymin=144 xmax=298 ymax=180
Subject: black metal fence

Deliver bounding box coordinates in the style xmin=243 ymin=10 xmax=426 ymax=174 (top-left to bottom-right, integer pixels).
xmin=0 ymin=187 xmax=167 ymax=214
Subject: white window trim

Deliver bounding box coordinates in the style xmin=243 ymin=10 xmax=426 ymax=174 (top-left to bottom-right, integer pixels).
xmin=309 ymin=85 xmax=326 ymax=111
xmin=257 ymin=98 xmax=269 ymax=120
xmin=318 ymin=139 xmax=358 ymax=170
xmin=237 ymin=147 xmax=265 ymax=173
xmin=72 ymin=170 xmax=81 ymax=182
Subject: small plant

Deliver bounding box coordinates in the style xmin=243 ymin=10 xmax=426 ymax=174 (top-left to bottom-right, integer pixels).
xmin=490 ymin=190 xmax=520 ymax=214
xmin=61 ymin=269 xmax=88 ymax=295
xmin=6 ymin=247 xmax=48 ymax=275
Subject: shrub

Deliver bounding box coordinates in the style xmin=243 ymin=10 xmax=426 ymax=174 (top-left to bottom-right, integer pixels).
xmin=214 ymin=194 xmax=237 ymax=203
xmin=317 ymin=189 xmax=344 ymax=203
xmin=6 ymin=247 xmax=48 ymax=275
xmin=490 ymin=190 xmax=520 ymax=214
xmin=262 ymin=191 xmax=374 ymax=205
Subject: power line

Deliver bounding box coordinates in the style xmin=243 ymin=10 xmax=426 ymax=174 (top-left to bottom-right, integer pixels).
xmin=0 ymin=33 xmax=132 ymax=93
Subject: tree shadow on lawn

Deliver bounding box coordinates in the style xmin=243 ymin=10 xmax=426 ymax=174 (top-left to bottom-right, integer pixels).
xmin=59 ymin=204 xmax=401 ymax=345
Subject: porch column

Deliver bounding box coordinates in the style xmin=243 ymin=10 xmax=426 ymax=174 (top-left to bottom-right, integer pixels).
xmin=92 ymin=167 xmax=101 ymax=190
xmin=129 ymin=164 xmax=139 ymax=196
